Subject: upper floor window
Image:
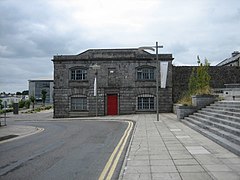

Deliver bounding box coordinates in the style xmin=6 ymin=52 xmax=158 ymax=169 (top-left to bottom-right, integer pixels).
xmin=71 ymin=68 xmax=87 ymax=80
xmin=137 ymin=67 xmax=155 ymax=80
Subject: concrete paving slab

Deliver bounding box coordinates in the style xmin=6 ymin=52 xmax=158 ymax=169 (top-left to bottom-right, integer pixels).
xmin=126 ymin=160 xmax=150 ymax=166
xmin=176 ymin=165 xmax=205 ymax=172
xmin=173 ymin=159 xmax=199 ymax=166
xmin=122 ymin=173 xmax=151 ymax=180
xmin=186 ymin=146 xmax=211 ymax=155
xmin=210 ymin=172 xmax=240 ymax=180
xmin=124 ymin=165 xmax=151 ymax=174
xmin=150 ymin=159 xmax=174 ymax=166
xmin=180 ymin=172 xmax=213 ymax=180
xmin=203 ymin=164 xmax=233 ymax=172
xmin=152 ymin=172 xmax=181 ymax=180
xmin=151 ymin=165 xmax=178 ymax=173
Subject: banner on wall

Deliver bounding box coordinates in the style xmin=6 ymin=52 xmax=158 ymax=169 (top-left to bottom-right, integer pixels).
xmin=94 ymin=77 xmax=97 ymax=96
xmin=160 ymin=61 xmax=168 ymax=88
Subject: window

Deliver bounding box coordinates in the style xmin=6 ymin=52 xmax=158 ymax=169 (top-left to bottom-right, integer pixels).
xmin=71 ymin=97 xmax=87 ymax=111
xmin=71 ymin=69 xmax=87 ymax=80
xmin=137 ymin=95 xmax=154 ymax=110
xmin=137 ymin=67 xmax=155 ymax=80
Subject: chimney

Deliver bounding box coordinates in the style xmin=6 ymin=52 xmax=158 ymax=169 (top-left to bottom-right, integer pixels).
xmin=232 ymin=51 xmax=240 ymax=57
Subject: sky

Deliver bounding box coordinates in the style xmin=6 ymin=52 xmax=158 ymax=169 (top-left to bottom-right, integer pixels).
xmin=0 ymin=0 xmax=240 ymax=93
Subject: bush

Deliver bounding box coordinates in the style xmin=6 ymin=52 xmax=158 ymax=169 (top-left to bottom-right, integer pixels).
xmin=25 ymin=100 xmax=31 ymax=109
xmin=177 ymin=92 xmax=192 ymax=106
xmin=19 ymin=100 xmax=25 ymax=108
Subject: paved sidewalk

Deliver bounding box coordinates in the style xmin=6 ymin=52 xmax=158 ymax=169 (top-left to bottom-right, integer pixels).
xmin=109 ymin=113 xmax=240 ymax=180
xmin=0 ymin=112 xmax=239 ymax=179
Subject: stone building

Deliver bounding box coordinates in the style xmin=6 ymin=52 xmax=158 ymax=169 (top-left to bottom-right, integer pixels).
xmin=52 ymin=49 xmax=174 ymax=118
xmin=217 ymin=51 xmax=240 ymax=66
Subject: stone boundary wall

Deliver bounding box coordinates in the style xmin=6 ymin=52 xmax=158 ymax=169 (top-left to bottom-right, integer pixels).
xmin=172 ymin=66 xmax=240 ymax=103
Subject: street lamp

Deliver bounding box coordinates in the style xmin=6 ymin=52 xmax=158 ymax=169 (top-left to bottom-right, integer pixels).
xmin=139 ymin=42 xmax=163 ymax=121
xmin=91 ymin=64 xmax=100 ymax=117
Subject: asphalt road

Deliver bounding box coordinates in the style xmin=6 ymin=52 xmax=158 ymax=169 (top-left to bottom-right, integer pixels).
xmin=0 ymin=116 xmax=129 ymax=180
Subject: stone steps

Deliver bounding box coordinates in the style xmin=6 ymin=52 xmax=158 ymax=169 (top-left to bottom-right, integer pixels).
xmin=182 ymin=101 xmax=240 ymax=156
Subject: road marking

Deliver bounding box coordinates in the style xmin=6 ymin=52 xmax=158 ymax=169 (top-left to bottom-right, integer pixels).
xmin=99 ymin=121 xmax=133 ymax=180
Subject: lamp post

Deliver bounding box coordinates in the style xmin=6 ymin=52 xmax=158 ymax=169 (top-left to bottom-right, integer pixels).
xmin=91 ymin=64 xmax=100 ymax=117
xmin=139 ymin=42 xmax=163 ymax=121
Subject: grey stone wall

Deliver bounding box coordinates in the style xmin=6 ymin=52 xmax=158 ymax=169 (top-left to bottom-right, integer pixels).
xmin=172 ymin=66 xmax=240 ymax=103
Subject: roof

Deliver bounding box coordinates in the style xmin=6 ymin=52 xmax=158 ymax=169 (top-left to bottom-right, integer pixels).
xmin=217 ymin=53 xmax=240 ymax=66
xmin=52 ymin=48 xmax=173 ymax=61
xmin=28 ymin=80 xmax=53 ymax=82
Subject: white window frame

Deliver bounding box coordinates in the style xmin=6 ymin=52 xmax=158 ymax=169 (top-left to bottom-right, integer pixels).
xmin=71 ymin=96 xmax=87 ymax=111
xmin=137 ymin=94 xmax=155 ymax=110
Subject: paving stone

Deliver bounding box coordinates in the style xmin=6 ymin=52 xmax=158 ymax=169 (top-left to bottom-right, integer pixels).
xmin=173 ymin=159 xmax=199 ymax=165
xmin=152 ymin=172 xmax=181 ymax=180
xmin=171 ymin=153 xmax=193 ymax=160
xmin=176 ymin=165 xmax=205 ymax=172
xmin=151 ymin=165 xmax=178 ymax=173
xmin=211 ymin=172 xmax=240 ymax=180
xmin=180 ymin=172 xmax=213 ymax=180
xmin=125 ymin=165 xmax=151 ymax=174
xmin=150 ymin=154 xmax=171 ymax=160
xmin=122 ymin=173 xmax=151 ymax=180
xmin=128 ymin=155 xmax=149 ymax=160
xmin=176 ymin=135 xmax=190 ymax=139
xmin=150 ymin=159 xmax=174 ymax=166
xmin=203 ymin=164 xmax=233 ymax=172
xmin=186 ymin=146 xmax=210 ymax=155
xmin=194 ymin=154 xmax=223 ymax=165
xmin=126 ymin=160 xmax=150 ymax=166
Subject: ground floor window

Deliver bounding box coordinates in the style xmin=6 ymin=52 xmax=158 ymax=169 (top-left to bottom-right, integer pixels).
xmin=137 ymin=95 xmax=154 ymax=110
xmin=71 ymin=97 xmax=87 ymax=111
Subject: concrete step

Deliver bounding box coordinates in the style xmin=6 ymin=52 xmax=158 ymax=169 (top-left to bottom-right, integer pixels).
xmin=188 ymin=114 xmax=240 ymax=136
xmin=202 ymin=107 xmax=240 ymax=119
xmin=206 ymin=106 xmax=240 ymax=113
xmin=198 ymin=110 xmax=240 ymax=124
xmin=217 ymin=101 xmax=240 ymax=105
xmin=182 ymin=100 xmax=240 ymax=156
xmin=194 ymin=111 xmax=240 ymax=130
xmin=182 ymin=119 xmax=240 ymax=156
xmin=183 ymin=117 xmax=240 ymax=146
xmin=211 ymin=102 xmax=240 ymax=109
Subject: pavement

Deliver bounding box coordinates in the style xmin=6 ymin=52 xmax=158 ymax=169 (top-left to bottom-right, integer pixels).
xmin=0 ymin=111 xmax=240 ymax=180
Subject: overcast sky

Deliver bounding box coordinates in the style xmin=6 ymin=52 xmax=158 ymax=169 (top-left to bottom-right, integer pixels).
xmin=0 ymin=0 xmax=240 ymax=93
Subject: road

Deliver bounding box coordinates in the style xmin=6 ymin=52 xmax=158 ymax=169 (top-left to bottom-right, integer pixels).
xmin=0 ymin=112 xmax=131 ymax=180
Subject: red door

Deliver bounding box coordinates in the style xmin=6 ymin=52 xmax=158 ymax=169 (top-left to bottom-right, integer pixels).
xmin=107 ymin=95 xmax=118 ymax=115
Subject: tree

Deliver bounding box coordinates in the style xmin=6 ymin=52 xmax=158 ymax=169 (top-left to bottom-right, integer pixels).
xmin=188 ymin=56 xmax=211 ymax=95
xmin=30 ymin=95 xmax=36 ymax=110
xmin=16 ymin=92 xmax=22 ymax=95
xmin=0 ymin=99 xmax=3 ymax=109
xmin=22 ymin=90 xmax=29 ymax=95
xmin=188 ymin=67 xmax=197 ymax=95
xmin=178 ymin=56 xmax=212 ymax=105
xmin=41 ymin=89 xmax=47 ymax=106
xmin=25 ymin=100 xmax=31 ymax=109
xmin=18 ymin=99 xmax=25 ymax=108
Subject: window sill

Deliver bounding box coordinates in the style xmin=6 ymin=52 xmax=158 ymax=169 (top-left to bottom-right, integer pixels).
xmin=136 ymin=80 xmax=156 ymax=82
xmin=69 ymin=80 xmax=89 ymax=82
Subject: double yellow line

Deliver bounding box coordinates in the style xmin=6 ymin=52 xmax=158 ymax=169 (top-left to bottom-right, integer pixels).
xmin=99 ymin=121 xmax=133 ymax=180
